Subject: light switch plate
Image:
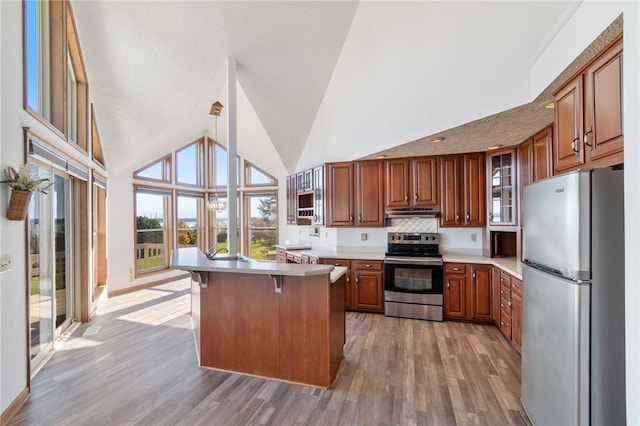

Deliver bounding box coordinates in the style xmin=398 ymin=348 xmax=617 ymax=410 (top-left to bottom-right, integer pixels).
xmin=0 ymin=254 xmax=12 ymax=273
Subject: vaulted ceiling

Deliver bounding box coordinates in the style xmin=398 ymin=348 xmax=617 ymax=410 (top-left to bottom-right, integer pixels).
xmin=72 ymin=1 xmax=583 ymax=175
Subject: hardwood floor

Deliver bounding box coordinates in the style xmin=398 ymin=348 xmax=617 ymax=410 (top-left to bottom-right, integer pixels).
xmin=11 ymin=279 xmax=529 ymax=425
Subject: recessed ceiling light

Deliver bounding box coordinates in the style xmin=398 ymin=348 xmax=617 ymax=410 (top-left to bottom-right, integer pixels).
xmin=487 ymin=144 xmax=504 ymax=151
xmin=375 ymin=154 xmax=387 ymax=159
xmin=544 ymin=102 xmax=555 ymax=109
xmin=429 ymin=137 xmax=445 ymax=143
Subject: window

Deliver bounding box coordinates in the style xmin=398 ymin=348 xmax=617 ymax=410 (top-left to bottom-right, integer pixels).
xmin=25 ymin=0 xmax=51 ymax=119
xmin=133 ymin=137 xmax=279 ymax=266
xmin=91 ymin=105 xmax=106 ymax=167
xmin=245 ymin=193 xmax=277 ymax=261
xmin=67 ymin=54 xmax=77 ymax=144
xmin=176 ymin=140 xmax=203 ymax=186
xmin=134 ymin=156 xmax=172 ymax=182
xmin=210 ymin=142 xmax=240 ymax=188
xmin=135 ymin=188 xmax=172 ymax=274
xmin=177 ymin=193 xmax=204 ymax=249
xmin=245 ymin=161 xmax=277 ymax=186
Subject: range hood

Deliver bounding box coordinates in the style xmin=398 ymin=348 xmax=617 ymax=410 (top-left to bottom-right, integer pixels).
xmin=385 ymin=207 xmax=440 ymax=219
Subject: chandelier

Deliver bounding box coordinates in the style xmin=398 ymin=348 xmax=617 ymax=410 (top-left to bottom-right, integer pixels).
xmin=208 ymin=197 xmax=227 ymax=212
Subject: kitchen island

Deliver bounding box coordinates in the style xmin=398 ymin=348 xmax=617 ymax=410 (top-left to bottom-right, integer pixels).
xmin=170 ymin=248 xmax=347 ymax=388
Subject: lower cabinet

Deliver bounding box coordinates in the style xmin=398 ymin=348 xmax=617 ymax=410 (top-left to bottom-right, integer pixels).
xmin=352 ymin=261 xmax=384 ymax=313
xmin=494 ymin=268 xmax=523 ymax=354
xmin=444 ymin=263 xmax=495 ymax=322
xmin=444 ymin=263 xmax=467 ymax=319
xmin=321 ymin=258 xmax=384 ymax=313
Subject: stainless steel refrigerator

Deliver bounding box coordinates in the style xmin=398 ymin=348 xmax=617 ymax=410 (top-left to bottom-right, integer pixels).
xmin=521 ymin=169 xmax=626 ymax=426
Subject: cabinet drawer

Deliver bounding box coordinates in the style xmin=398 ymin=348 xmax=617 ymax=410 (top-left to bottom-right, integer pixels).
xmin=323 ymin=258 xmax=351 ymax=268
xmin=353 ymin=260 xmax=382 ymax=271
xmin=500 ymin=296 xmax=511 ymax=312
xmin=511 ymin=277 xmax=523 ymax=297
xmin=499 ymin=311 xmax=512 ymax=338
xmin=445 ymin=263 xmax=466 ymax=274
xmin=286 ymin=252 xmax=295 ymax=261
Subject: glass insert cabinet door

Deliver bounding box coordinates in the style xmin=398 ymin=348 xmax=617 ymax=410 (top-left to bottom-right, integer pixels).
xmin=489 ymin=151 xmax=515 ymax=225
xmin=28 ymin=166 xmax=74 ymax=369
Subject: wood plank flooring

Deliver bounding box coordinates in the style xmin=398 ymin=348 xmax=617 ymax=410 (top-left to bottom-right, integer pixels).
xmin=10 ymin=279 xmax=529 ymax=426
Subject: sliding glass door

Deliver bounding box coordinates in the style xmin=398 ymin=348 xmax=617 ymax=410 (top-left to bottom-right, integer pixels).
xmin=28 ymin=164 xmax=74 ymax=369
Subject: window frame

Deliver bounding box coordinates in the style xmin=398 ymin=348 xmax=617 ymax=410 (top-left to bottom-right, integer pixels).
xmin=133 ymin=185 xmax=174 ymax=277
xmin=175 ymin=138 xmax=205 ymax=188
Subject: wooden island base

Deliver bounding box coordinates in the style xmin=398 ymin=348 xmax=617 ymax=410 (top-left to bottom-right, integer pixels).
xmin=191 ymin=271 xmax=346 ymax=388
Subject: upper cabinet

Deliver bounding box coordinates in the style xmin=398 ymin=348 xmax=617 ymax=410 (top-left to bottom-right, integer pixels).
xmin=385 ymin=157 xmax=438 ymax=208
xmin=488 ymin=148 xmax=516 ymax=226
xmin=554 ymin=37 xmax=623 ymax=174
xmin=312 ymin=165 xmax=325 ymax=226
xmin=326 ymin=160 xmax=385 ymax=227
xmin=440 ymin=153 xmax=485 ymax=227
xmin=532 ymin=126 xmax=553 ymax=182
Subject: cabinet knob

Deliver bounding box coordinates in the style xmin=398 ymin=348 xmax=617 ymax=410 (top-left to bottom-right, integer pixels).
xmin=349 ymin=214 xmax=353 ymax=223
xmin=355 ymin=277 xmax=359 ymax=284
xmin=358 ymin=214 xmax=362 ymax=222
xmin=472 ymin=272 xmax=476 ymax=279
xmin=447 ymin=282 xmax=450 ymax=288
xmin=405 ymin=194 xmax=408 ymax=202
xmin=466 ymin=213 xmax=470 ymax=221
xmin=453 ymin=267 xmax=459 ymax=271
xmin=456 ymin=213 xmax=460 ymax=221
xmin=414 ymin=193 xmax=418 ymax=201
xmin=365 ymin=264 xmax=371 ymax=268
xmin=501 ymin=303 xmax=504 ymax=307
xmin=500 ymin=290 xmax=504 ymax=294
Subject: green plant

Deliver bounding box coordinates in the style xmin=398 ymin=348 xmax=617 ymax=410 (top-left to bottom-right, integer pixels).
xmin=1 ymin=164 xmax=52 ymax=193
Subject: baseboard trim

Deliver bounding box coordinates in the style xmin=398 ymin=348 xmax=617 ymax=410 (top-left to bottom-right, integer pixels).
xmin=1 ymin=387 xmax=30 ymax=426
xmin=108 ymin=273 xmax=190 ymax=297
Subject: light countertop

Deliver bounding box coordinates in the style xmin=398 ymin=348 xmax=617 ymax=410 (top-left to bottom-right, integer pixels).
xmin=171 ymin=248 xmax=336 ymax=277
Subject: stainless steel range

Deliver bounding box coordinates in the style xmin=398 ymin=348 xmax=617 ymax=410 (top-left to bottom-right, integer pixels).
xmin=384 ymin=232 xmax=444 ymax=321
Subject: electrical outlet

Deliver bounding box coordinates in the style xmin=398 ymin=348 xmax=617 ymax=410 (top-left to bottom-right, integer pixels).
xmin=471 ymin=233 xmax=477 ymax=242
xmin=361 ymin=233 xmax=368 ymax=241
xmin=0 ymin=254 xmax=12 ymax=273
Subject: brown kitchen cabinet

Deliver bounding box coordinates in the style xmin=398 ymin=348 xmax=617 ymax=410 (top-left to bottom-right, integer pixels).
xmin=494 ymin=268 xmax=522 ymax=354
xmin=444 ymin=263 xmax=467 ymax=319
xmin=470 ymin=264 xmax=493 ymax=322
xmin=440 ymin=153 xmax=485 ymax=227
xmin=352 ymin=261 xmax=384 ymax=313
xmin=553 ymin=37 xmax=623 ymax=174
xmin=487 ymin=148 xmax=516 ymax=226
xmin=285 ymin=174 xmax=297 ymax=224
xmin=322 ymin=259 xmax=353 ymax=309
xmin=385 ymin=156 xmax=438 ymax=208
xmin=321 ymin=258 xmax=383 ymax=313
xmin=532 ymin=126 xmax=553 ymax=181
xmin=326 ymin=160 xmax=385 ymax=227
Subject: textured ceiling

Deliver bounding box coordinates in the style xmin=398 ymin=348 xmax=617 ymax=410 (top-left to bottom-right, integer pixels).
xmin=360 ymin=15 xmax=623 ymax=160
xmin=70 ymin=1 xmax=620 ymax=174
xmin=71 ymin=0 xmax=359 ymax=174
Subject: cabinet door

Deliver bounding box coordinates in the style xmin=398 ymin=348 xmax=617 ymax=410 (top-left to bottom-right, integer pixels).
xmin=440 ymin=155 xmax=460 ymax=227
xmin=313 ymin=165 xmax=324 ymax=225
xmin=412 ymin=157 xmax=438 ymax=206
xmin=353 ymin=270 xmax=383 ymax=312
xmin=471 ymin=265 xmax=493 ymax=322
xmin=444 ymin=274 xmax=466 ymax=319
xmin=463 ymin=153 xmax=485 ymax=226
xmin=385 ymin=159 xmax=410 ymax=207
xmin=532 ymin=126 xmax=553 ymax=181
xmin=487 ymin=150 xmax=515 ymax=225
xmin=286 ymin=175 xmax=297 ymax=224
xmin=323 ymin=259 xmax=352 ymax=309
xmin=325 ymin=162 xmax=354 ymax=226
xmin=491 ymin=266 xmax=502 ymax=325
xmin=511 ymin=278 xmax=523 ymax=353
xmin=355 ymin=161 xmax=385 ymax=227
xmin=584 ymin=38 xmax=623 ymax=163
xmin=554 ymin=74 xmax=584 ymax=173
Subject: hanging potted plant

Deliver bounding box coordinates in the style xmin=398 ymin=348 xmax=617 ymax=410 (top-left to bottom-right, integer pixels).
xmin=1 ymin=164 xmax=52 ymax=221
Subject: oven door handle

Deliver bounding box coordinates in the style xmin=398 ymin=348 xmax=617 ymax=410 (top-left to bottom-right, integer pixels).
xmin=384 ymin=257 xmax=443 ymax=266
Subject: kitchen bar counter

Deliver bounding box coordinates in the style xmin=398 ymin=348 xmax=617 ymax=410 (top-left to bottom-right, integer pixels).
xmin=171 ymin=248 xmax=346 ymax=388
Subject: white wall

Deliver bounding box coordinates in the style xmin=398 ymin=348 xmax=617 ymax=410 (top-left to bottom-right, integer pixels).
xmin=107 ymin=81 xmax=289 ymax=292
xmin=0 ymin=1 xmax=28 ymax=413
xmin=533 ymin=2 xmax=639 ymax=423
xmin=296 ymin=1 xmax=569 ymax=170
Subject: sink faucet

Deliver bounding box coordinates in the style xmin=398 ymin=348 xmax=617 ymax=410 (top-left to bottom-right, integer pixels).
xmin=206 ymin=247 xmax=229 ymax=260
